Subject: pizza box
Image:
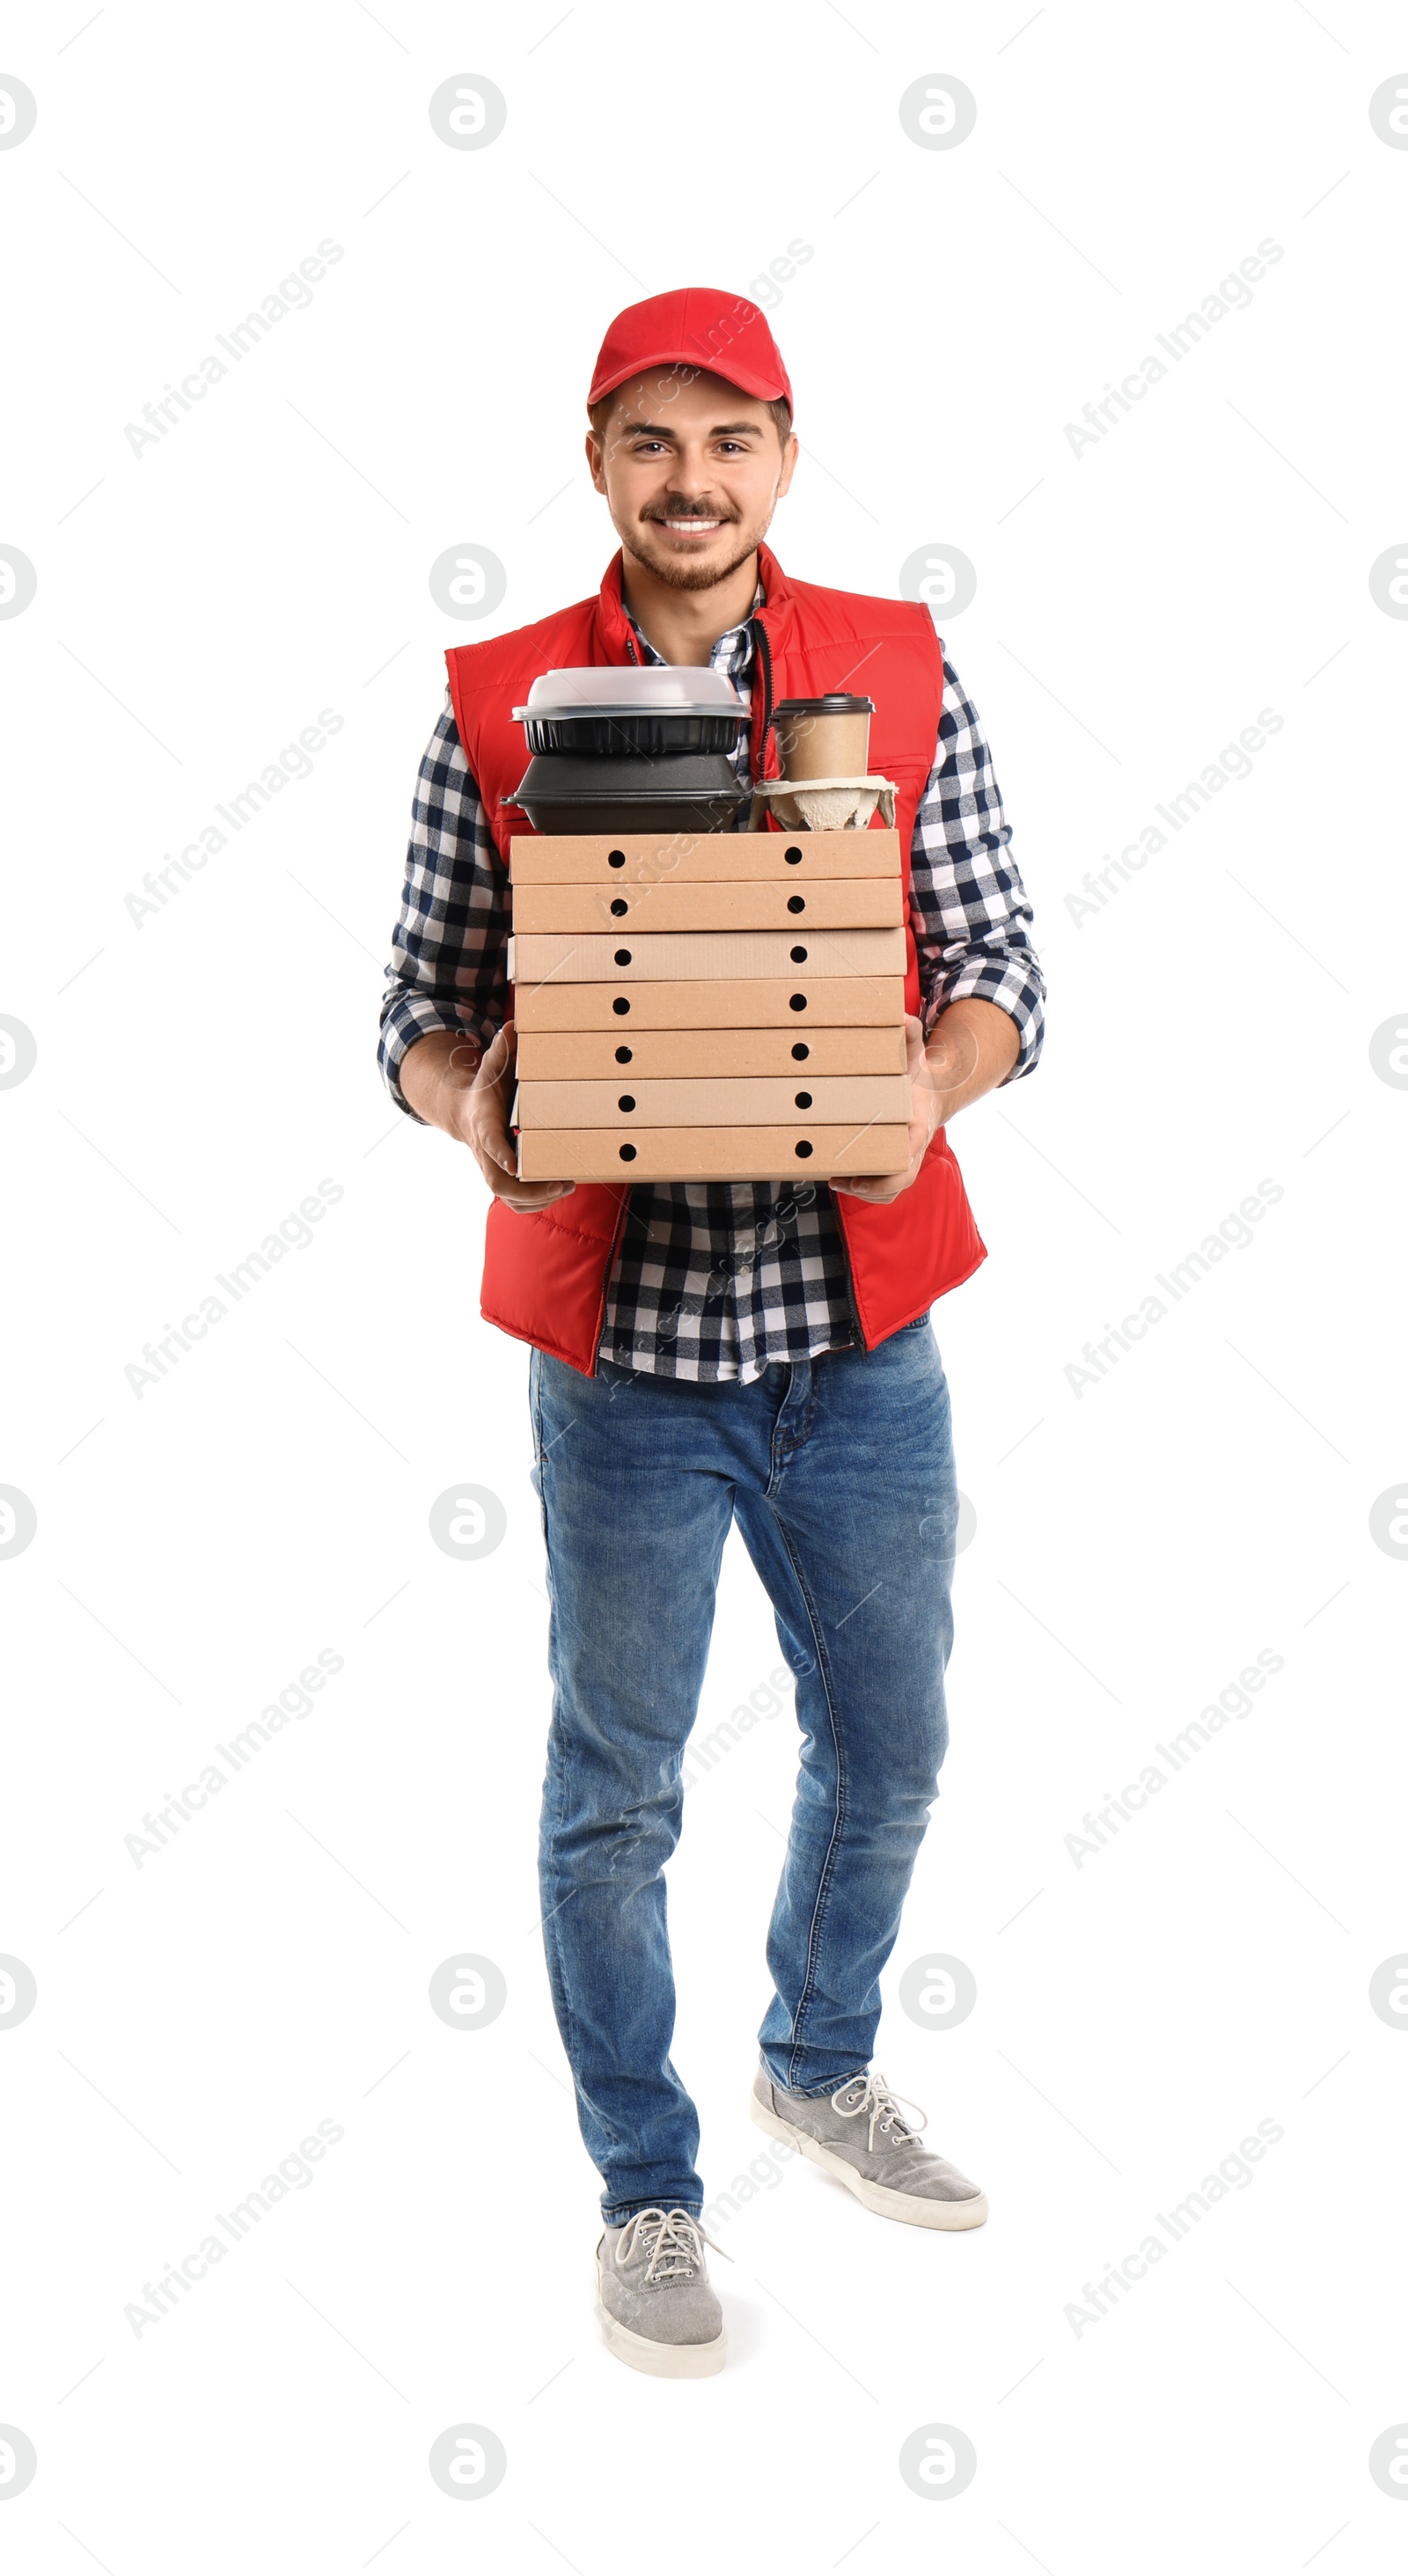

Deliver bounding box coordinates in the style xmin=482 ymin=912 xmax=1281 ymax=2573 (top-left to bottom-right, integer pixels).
xmin=507 ymin=927 xmax=906 ymax=984
xmin=510 ymin=974 xmax=908 ymax=1032
xmin=510 ymin=877 xmax=903 ymax=935
xmin=516 ymin=1074 xmax=913 ymax=1127
xmin=513 ymin=1024 xmax=908 ymax=1078
xmin=517 ymin=1125 xmax=911 ymax=1182
xmin=507 ymin=827 xmax=901 ymax=884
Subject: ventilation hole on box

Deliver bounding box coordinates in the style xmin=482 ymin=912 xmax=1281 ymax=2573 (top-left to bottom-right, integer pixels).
xmin=795 ymin=1091 xmax=812 ymax=1109
xmin=607 ymin=850 xmax=626 ymax=868
xmin=784 ymin=846 xmax=803 ymax=865
xmin=620 ymin=1143 xmax=637 ymax=1161
xmin=610 ymin=899 xmax=628 ymax=916
xmin=615 ymin=1045 xmax=633 ymax=1063
xmin=614 ymin=949 xmax=632 ymax=965
xmin=787 ymin=896 xmax=805 ymax=914
xmin=795 ymin=1139 xmax=813 ymax=1158
xmin=788 ymin=993 xmax=808 ymax=1011
xmin=791 ymin=1042 xmax=810 ymax=1060
xmin=612 ymin=996 xmax=631 ymax=1015
xmin=618 ymin=1095 xmax=636 ymax=1112
xmin=789 ymin=944 xmax=808 ymax=962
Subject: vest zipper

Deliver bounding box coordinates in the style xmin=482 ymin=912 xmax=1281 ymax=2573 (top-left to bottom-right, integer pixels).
xmin=752 ymin=614 xmax=775 ymax=774
xmin=832 ymin=1196 xmax=869 ymax=1351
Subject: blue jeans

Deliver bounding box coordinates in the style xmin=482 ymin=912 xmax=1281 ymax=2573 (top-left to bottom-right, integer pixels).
xmin=529 ymin=1317 xmax=958 ymax=2224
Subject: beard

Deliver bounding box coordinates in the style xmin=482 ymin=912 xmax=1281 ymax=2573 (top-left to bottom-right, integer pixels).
xmin=626 ymin=513 xmax=760 ymax=594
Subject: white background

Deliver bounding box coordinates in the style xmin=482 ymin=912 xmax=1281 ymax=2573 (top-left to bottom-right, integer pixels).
xmin=3 ymin=0 xmax=1406 ymax=2565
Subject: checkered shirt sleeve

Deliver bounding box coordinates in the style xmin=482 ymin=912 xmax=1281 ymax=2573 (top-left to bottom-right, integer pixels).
xmin=377 ymin=694 xmax=507 ymax=1117
xmin=913 ymin=657 xmax=1045 ymax=1077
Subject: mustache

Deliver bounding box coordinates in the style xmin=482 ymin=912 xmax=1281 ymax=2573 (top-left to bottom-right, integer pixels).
xmin=642 ymin=502 xmax=741 ymax=524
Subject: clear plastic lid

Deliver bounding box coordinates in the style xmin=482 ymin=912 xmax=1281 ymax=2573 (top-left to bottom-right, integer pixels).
xmin=513 ymin=665 xmax=748 ymax=720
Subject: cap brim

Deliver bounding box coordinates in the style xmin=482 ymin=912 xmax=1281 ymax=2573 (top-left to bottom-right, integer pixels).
xmin=588 ymin=349 xmax=789 ymax=409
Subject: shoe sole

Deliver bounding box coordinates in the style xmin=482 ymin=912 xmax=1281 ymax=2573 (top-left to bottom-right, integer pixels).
xmin=594 ymin=2267 xmax=728 ymax=2378
xmin=749 ymin=2094 xmax=989 ymax=2230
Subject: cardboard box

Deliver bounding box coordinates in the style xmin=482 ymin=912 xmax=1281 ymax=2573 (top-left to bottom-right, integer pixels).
xmin=508 ymin=827 xmax=901 ymax=884
xmin=507 ymin=821 xmax=910 ymax=1185
xmin=508 ymin=928 xmax=907 ymax=984
xmin=512 ymin=975 xmax=908 ymax=1031
xmin=517 ymin=1074 xmax=913 ymax=1128
xmin=510 ymin=877 xmax=903 ymax=934
xmin=514 ymin=1024 xmax=909 ymax=1078
xmin=517 ymin=1125 xmax=911 ymax=1182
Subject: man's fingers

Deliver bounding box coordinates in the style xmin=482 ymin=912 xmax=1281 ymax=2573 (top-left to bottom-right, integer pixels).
xmin=502 ymin=1183 xmax=576 ymax=1213
xmin=473 ymin=1024 xmax=517 ymax=1091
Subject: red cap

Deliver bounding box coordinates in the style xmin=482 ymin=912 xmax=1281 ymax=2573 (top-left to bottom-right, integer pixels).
xmin=588 ymin=287 xmax=794 ymax=415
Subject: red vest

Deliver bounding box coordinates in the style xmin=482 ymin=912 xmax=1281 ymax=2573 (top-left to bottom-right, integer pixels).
xmin=446 ymin=543 xmax=986 ymax=1373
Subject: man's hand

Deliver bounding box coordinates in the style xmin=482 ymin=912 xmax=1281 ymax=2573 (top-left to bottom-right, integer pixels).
xmin=398 ymin=1025 xmax=576 ymax=1214
xmin=831 ymin=998 xmax=1019 ymax=1207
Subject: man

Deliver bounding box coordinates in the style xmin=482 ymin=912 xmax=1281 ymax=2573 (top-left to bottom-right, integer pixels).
xmin=379 ymin=288 xmax=1045 ymax=2378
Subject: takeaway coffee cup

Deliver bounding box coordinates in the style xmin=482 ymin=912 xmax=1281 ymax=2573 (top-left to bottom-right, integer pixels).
xmin=773 ymin=694 xmax=873 ymax=782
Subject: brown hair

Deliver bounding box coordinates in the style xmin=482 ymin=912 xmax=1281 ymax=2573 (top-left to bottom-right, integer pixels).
xmin=589 ymin=389 xmax=792 ymax=442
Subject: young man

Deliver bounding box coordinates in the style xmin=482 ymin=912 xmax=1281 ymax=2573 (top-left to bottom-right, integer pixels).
xmin=379 ymin=288 xmax=1045 ymax=2378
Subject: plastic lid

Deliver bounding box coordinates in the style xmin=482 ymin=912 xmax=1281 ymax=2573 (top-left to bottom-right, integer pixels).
xmin=774 ymin=694 xmax=875 ymax=716
xmin=513 ymin=664 xmax=748 ymax=720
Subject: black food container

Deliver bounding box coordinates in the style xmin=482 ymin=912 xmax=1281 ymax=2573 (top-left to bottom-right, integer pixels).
xmin=509 ymin=750 xmax=748 ymax=834
xmin=509 ymin=666 xmax=751 ymax=833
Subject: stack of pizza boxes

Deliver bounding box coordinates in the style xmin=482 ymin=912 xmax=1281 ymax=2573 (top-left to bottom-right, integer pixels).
xmin=505 ymin=671 xmax=911 ymax=1185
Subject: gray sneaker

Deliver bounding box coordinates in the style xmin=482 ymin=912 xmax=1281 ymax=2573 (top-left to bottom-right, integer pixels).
xmin=595 ymin=2208 xmax=728 ymax=2377
xmin=751 ymin=2066 xmax=988 ymax=2230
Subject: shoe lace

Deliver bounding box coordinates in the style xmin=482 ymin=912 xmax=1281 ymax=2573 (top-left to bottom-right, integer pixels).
xmin=830 ymin=2069 xmax=929 ymax=2153
xmin=614 ymin=2207 xmax=731 ymax=2283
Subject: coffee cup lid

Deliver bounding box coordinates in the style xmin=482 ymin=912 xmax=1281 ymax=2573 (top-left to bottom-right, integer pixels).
xmin=773 ymin=694 xmax=875 ymax=716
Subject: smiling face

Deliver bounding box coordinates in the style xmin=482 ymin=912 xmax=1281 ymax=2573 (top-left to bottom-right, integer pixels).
xmin=586 ymin=368 xmax=798 ymax=593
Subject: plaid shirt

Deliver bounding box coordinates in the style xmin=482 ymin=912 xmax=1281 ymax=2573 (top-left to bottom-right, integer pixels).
xmin=379 ymin=605 xmax=1045 ymax=1383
